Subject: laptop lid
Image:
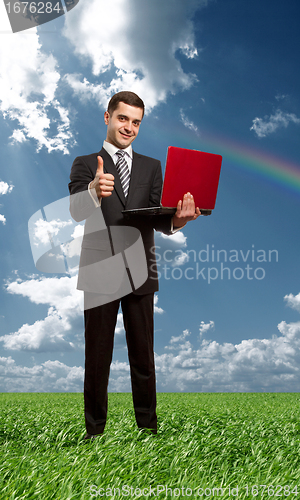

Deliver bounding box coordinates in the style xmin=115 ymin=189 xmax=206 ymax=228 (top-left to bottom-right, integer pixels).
xmin=161 ymin=146 xmax=222 ymax=210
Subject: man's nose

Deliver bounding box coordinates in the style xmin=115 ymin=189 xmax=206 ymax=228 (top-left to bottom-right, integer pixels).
xmin=124 ymin=122 xmax=133 ymax=133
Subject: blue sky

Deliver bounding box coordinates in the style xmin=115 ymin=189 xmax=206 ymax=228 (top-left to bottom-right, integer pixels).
xmin=0 ymin=0 xmax=300 ymax=392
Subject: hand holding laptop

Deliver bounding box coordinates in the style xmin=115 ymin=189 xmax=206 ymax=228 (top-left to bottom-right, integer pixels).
xmin=172 ymin=192 xmax=201 ymax=229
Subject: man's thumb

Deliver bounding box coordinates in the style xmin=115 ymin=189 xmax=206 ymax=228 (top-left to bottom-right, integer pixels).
xmin=96 ymin=156 xmax=104 ymax=175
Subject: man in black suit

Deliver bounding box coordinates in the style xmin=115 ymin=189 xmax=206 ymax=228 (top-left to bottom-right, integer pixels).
xmin=69 ymin=91 xmax=200 ymax=438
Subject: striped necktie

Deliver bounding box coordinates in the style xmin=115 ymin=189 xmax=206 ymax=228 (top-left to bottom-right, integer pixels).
xmin=115 ymin=150 xmax=130 ymax=197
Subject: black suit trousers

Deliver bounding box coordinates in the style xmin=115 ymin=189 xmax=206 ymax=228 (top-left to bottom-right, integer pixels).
xmin=84 ymin=292 xmax=157 ymax=435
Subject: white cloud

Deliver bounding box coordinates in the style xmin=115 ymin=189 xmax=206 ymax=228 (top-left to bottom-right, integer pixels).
xmin=199 ymin=320 xmax=215 ymax=337
xmin=33 ymin=218 xmax=73 ymax=246
xmin=0 ymin=1 xmax=10 ymax=31
xmin=61 ymin=223 xmax=84 ymax=261
xmin=159 ymin=231 xmax=187 ymax=247
xmin=64 ymin=75 xmax=111 ymax=109
xmin=0 ymin=1 xmax=208 ymax=151
xmin=9 ymin=129 xmax=26 ymax=143
xmin=0 ymin=354 xmax=129 ymax=392
xmin=6 ymin=275 xmax=81 ymax=311
xmin=63 ymin=0 xmax=206 ymax=111
xmin=155 ymin=325 xmax=300 ymax=391
xmin=105 ymin=361 xmax=131 ymax=392
xmin=115 ymin=313 xmax=125 ymax=335
xmin=3 ymin=292 xmax=300 ymax=392
xmin=108 ymin=361 xmax=134 ymax=392
xmin=170 ymin=329 xmax=191 ymax=344
xmin=154 ymin=231 xmax=189 ymax=269
xmin=0 ymin=181 xmax=14 ymax=195
xmin=71 ymin=224 xmax=85 ymax=240
xmin=0 ymin=307 xmax=74 ymax=352
xmin=2 ymin=274 xmax=148 ymax=353
xmin=1 ymin=276 xmax=83 ymax=352
xmin=275 ymin=94 xmax=289 ymax=101
xmin=154 ymin=294 xmax=164 ymax=314
xmin=284 ymin=292 xmax=300 ymax=313
xmin=0 ymin=357 xmax=84 ymax=392
xmin=173 ymin=252 xmax=189 ymax=267
xmin=165 ymin=329 xmax=191 ymax=351
xmin=0 ymin=31 xmax=74 ymax=153
xmin=154 ymin=297 xmax=300 ymax=391
xmin=0 ymin=180 xmax=14 ymax=225
xmin=250 ymin=109 xmax=300 ymax=138
xmin=111 ymin=361 xmax=130 ymax=372
xmin=180 ymin=109 xmax=199 ymax=134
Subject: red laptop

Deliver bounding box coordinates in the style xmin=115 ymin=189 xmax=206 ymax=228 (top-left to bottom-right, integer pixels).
xmin=123 ymin=146 xmax=222 ymax=217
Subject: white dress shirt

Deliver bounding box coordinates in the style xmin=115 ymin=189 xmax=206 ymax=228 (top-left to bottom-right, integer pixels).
xmin=103 ymin=140 xmax=133 ymax=173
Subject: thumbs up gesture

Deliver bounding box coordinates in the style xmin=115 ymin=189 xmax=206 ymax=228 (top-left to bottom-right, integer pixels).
xmin=90 ymin=156 xmax=115 ymax=199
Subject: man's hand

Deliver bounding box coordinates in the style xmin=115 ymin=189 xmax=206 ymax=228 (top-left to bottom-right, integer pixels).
xmin=172 ymin=192 xmax=201 ymax=228
xmin=89 ymin=156 xmax=115 ymax=199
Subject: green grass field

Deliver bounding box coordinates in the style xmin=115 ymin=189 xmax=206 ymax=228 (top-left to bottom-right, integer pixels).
xmin=1 ymin=393 xmax=300 ymax=499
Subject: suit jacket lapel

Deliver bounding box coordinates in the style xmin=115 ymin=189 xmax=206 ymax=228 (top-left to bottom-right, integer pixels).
xmin=99 ymin=147 xmax=126 ymax=206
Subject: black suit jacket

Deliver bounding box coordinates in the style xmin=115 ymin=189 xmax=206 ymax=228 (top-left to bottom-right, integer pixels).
xmin=68 ymin=147 xmax=173 ymax=295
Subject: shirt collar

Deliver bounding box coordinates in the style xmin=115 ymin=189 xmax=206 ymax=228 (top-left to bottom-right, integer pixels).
xmin=103 ymin=140 xmax=133 ymax=159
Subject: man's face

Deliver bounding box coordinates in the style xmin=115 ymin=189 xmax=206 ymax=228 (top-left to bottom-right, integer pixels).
xmin=104 ymin=101 xmax=143 ymax=149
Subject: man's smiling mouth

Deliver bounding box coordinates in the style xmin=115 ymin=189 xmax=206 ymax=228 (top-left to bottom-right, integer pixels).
xmin=120 ymin=131 xmax=132 ymax=138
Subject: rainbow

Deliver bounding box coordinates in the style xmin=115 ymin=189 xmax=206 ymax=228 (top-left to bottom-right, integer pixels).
xmin=202 ymin=133 xmax=300 ymax=196
xmin=154 ymin=122 xmax=300 ymax=197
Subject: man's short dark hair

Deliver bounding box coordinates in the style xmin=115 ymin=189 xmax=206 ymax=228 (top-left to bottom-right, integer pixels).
xmin=107 ymin=91 xmax=145 ymax=118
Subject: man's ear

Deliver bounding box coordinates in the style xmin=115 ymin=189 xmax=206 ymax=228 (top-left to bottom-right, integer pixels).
xmin=104 ymin=111 xmax=110 ymax=125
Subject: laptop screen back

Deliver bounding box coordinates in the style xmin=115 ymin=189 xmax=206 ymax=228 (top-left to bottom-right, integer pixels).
xmin=160 ymin=147 xmax=222 ymax=210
